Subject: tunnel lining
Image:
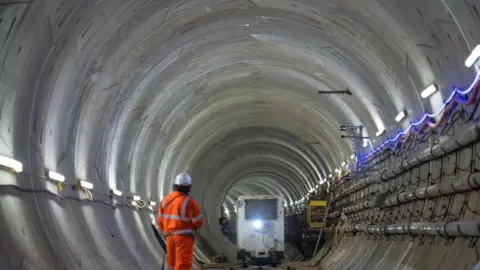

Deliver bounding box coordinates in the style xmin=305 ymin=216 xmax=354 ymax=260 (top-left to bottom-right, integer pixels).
xmin=1 ymin=0 xmax=480 ymax=268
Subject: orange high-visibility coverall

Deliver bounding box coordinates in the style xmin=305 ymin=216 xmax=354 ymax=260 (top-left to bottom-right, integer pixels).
xmin=157 ymin=191 xmax=204 ymax=270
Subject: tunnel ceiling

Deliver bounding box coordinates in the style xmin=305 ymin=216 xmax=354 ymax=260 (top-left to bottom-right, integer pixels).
xmin=1 ymin=0 xmax=480 ymax=268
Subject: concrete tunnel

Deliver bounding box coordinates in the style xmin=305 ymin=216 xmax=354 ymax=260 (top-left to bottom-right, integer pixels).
xmin=1 ymin=0 xmax=480 ymax=269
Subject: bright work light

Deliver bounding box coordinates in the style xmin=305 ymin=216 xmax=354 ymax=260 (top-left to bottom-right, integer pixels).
xmin=252 ymin=220 xmax=263 ymax=230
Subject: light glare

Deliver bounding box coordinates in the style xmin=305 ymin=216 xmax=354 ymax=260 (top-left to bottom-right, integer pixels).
xmin=252 ymin=220 xmax=263 ymax=229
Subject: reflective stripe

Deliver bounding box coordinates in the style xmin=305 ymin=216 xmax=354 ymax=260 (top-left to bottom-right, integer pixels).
xmin=165 ymin=229 xmax=195 ymax=236
xmin=191 ymin=214 xmax=203 ymax=223
xmin=158 ymin=214 xmax=190 ymax=221
xmin=158 ymin=213 xmax=201 ymax=223
xmin=167 ymin=266 xmax=174 ymax=270
xmin=181 ymin=196 xmax=191 ymax=217
xmin=162 ymin=200 xmax=166 ymax=209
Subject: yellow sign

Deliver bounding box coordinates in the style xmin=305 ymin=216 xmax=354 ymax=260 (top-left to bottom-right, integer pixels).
xmin=308 ymin=200 xmax=327 ymax=228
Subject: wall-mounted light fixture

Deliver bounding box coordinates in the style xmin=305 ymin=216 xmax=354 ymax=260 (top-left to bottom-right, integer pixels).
xmin=79 ymin=180 xmax=93 ymax=190
xmin=47 ymin=170 xmax=65 ymax=182
xmin=395 ymin=110 xmax=406 ymax=122
xmin=0 ymin=155 xmax=23 ymax=173
xmin=465 ymin=44 xmax=480 ymax=67
xmin=421 ymin=84 xmax=437 ymax=99
xmin=110 ymin=188 xmax=122 ymax=196
xmin=376 ymin=128 xmax=386 ymax=137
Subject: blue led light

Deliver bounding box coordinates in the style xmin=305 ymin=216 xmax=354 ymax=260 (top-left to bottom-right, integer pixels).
xmin=366 ymin=71 xmax=480 ymax=159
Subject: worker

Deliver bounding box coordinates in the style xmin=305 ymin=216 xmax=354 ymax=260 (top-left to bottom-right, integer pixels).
xmin=157 ymin=172 xmax=204 ymax=270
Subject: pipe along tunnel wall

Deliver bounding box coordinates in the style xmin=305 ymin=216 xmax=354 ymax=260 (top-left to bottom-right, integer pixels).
xmin=1 ymin=0 xmax=480 ymax=269
xmin=320 ymin=104 xmax=480 ymax=269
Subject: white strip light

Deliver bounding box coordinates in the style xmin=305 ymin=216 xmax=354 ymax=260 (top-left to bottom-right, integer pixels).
xmin=150 ymin=201 xmax=156 ymax=206
xmin=421 ymin=84 xmax=437 ymax=98
xmin=48 ymin=171 xmax=65 ymax=182
xmin=80 ymin=180 xmax=93 ymax=189
xmin=350 ymin=154 xmax=355 ymax=159
xmin=341 ymin=161 xmax=347 ymax=166
xmin=328 ymin=174 xmax=333 ymax=178
xmin=395 ymin=110 xmax=406 ymax=122
xmin=376 ymin=128 xmax=386 ymax=137
xmin=465 ymin=44 xmax=480 ymax=67
xmin=0 ymin=155 xmax=23 ymax=173
xmin=112 ymin=189 xmax=122 ymax=196
xmin=132 ymin=195 xmax=141 ymax=201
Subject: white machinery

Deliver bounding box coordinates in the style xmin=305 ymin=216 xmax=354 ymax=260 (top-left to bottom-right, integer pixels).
xmin=236 ymin=195 xmax=285 ymax=265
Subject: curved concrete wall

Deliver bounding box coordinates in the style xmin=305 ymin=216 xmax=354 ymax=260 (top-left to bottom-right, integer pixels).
xmin=0 ymin=0 xmax=479 ymax=269
xmin=322 ymin=121 xmax=480 ymax=269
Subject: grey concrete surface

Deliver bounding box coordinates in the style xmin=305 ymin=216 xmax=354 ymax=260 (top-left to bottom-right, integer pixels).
xmin=1 ymin=0 xmax=480 ymax=269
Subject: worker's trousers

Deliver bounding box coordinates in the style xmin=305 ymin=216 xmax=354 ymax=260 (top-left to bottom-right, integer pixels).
xmin=166 ymin=235 xmax=194 ymax=270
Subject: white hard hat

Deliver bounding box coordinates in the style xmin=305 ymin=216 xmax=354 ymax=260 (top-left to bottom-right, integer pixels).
xmin=174 ymin=172 xmax=192 ymax=186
